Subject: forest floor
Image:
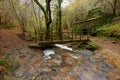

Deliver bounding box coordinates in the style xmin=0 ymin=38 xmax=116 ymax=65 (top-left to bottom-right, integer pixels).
xmin=0 ymin=28 xmax=120 ymax=80
xmin=91 ymin=37 xmax=120 ymax=56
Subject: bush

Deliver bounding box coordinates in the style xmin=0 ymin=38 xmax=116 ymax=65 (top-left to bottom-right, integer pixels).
xmin=95 ymin=24 xmax=120 ymax=38
xmin=77 ymin=40 xmax=99 ymax=51
xmin=72 ymin=26 xmax=83 ymax=34
xmin=1 ymin=22 xmax=15 ymax=29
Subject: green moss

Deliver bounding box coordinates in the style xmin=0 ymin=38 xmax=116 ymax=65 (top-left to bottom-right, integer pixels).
xmin=87 ymin=42 xmax=100 ymax=51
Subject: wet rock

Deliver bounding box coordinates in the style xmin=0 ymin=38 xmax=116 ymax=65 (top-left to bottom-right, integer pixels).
xmin=40 ymin=67 xmax=51 ymax=73
xmin=61 ymin=54 xmax=77 ymax=67
xmin=53 ymin=60 xmax=62 ymax=65
xmin=99 ymin=63 xmax=113 ymax=72
xmin=89 ymin=57 xmax=96 ymax=64
xmin=79 ymin=69 xmax=107 ymax=80
xmin=16 ymin=48 xmax=21 ymax=50
xmin=52 ymin=68 xmax=58 ymax=72
xmin=19 ymin=54 xmax=26 ymax=58
xmin=15 ymin=71 xmax=24 ymax=77
xmin=31 ymin=76 xmax=36 ymax=80
xmin=89 ymin=54 xmax=104 ymax=64
xmin=22 ymin=72 xmax=30 ymax=79
xmin=43 ymin=56 xmax=51 ymax=60
xmin=32 ymin=70 xmax=39 ymax=76
xmin=69 ymin=54 xmax=81 ymax=60
xmin=40 ymin=71 xmax=48 ymax=77
xmin=75 ymin=50 xmax=94 ymax=56
xmin=47 ymin=63 xmax=52 ymax=67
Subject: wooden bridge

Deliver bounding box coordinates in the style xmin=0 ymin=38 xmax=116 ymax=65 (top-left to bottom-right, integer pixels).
xmin=38 ymin=17 xmax=102 ymax=45
xmin=39 ymin=31 xmax=89 ymax=45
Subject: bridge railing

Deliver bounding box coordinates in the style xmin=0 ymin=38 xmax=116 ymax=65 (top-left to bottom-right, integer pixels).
xmin=39 ymin=31 xmax=88 ymax=43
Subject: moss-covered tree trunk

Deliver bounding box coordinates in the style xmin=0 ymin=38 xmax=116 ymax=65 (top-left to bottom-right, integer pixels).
xmin=34 ymin=0 xmax=52 ymax=40
xmin=58 ymin=0 xmax=62 ymax=40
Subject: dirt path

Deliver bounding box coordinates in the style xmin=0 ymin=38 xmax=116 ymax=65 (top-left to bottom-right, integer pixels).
xmin=0 ymin=29 xmax=33 ymax=56
xmin=91 ymin=37 xmax=120 ymax=56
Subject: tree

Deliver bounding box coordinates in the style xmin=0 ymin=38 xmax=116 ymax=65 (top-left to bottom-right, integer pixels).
xmin=62 ymin=0 xmax=98 ymax=29
xmin=0 ymin=0 xmax=14 ymax=26
xmin=31 ymin=0 xmax=39 ymax=42
xmin=58 ymin=0 xmax=63 ymax=40
xmin=94 ymin=0 xmax=118 ymax=21
xmin=10 ymin=0 xmax=28 ymax=36
xmin=112 ymin=0 xmax=118 ymax=18
xmin=87 ymin=7 xmax=104 ymax=19
xmin=34 ymin=0 xmax=52 ymax=40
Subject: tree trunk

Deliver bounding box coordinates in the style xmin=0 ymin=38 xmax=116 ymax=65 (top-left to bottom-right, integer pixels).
xmin=34 ymin=0 xmax=52 ymax=40
xmin=108 ymin=0 xmax=118 ymax=22
xmin=112 ymin=0 xmax=118 ymax=19
xmin=58 ymin=0 xmax=62 ymax=40
xmin=44 ymin=0 xmax=52 ymax=40
xmin=45 ymin=20 xmax=51 ymax=40
xmin=34 ymin=27 xmax=37 ymax=43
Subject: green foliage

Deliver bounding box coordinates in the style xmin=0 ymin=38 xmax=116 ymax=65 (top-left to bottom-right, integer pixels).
xmin=0 ymin=55 xmax=12 ymax=71
xmin=87 ymin=42 xmax=100 ymax=51
xmin=4 ymin=76 xmax=13 ymax=80
xmin=0 ymin=54 xmax=19 ymax=79
xmin=0 ymin=55 xmax=19 ymax=72
xmin=5 ymin=23 xmax=14 ymax=29
xmin=16 ymin=78 xmax=24 ymax=80
xmin=72 ymin=25 xmax=85 ymax=34
xmin=86 ymin=7 xmax=111 ymax=27
xmin=87 ymin=7 xmax=104 ymax=19
xmin=93 ymin=23 xmax=120 ymax=38
xmin=1 ymin=23 xmax=15 ymax=29
xmin=77 ymin=40 xmax=99 ymax=51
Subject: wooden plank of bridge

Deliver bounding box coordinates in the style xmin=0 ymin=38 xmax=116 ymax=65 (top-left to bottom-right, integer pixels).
xmin=39 ymin=39 xmax=82 ymax=45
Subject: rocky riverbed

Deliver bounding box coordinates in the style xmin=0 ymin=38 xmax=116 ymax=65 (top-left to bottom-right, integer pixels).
xmin=9 ymin=46 xmax=120 ymax=80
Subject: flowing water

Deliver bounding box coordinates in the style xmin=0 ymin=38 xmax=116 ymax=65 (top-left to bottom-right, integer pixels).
xmin=55 ymin=44 xmax=73 ymax=51
xmin=43 ymin=49 xmax=55 ymax=60
xmin=12 ymin=44 xmax=120 ymax=80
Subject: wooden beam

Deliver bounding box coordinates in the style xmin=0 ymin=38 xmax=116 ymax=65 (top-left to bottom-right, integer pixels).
xmin=38 ymin=39 xmax=85 ymax=45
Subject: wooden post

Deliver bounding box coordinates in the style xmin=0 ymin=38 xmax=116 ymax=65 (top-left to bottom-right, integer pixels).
xmin=40 ymin=32 xmax=43 ymax=43
xmin=72 ymin=32 xmax=73 ymax=41
xmin=61 ymin=32 xmax=63 ymax=43
xmin=50 ymin=31 xmax=53 ymax=41
xmin=67 ymin=32 xmax=69 ymax=40
xmin=79 ymin=32 xmax=81 ymax=40
xmin=55 ymin=32 xmax=58 ymax=40
xmin=75 ymin=32 xmax=77 ymax=40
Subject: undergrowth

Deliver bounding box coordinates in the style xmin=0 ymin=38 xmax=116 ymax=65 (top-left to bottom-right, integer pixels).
xmin=92 ymin=23 xmax=120 ymax=39
xmin=0 ymin=54 xmax=19 ymax=80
